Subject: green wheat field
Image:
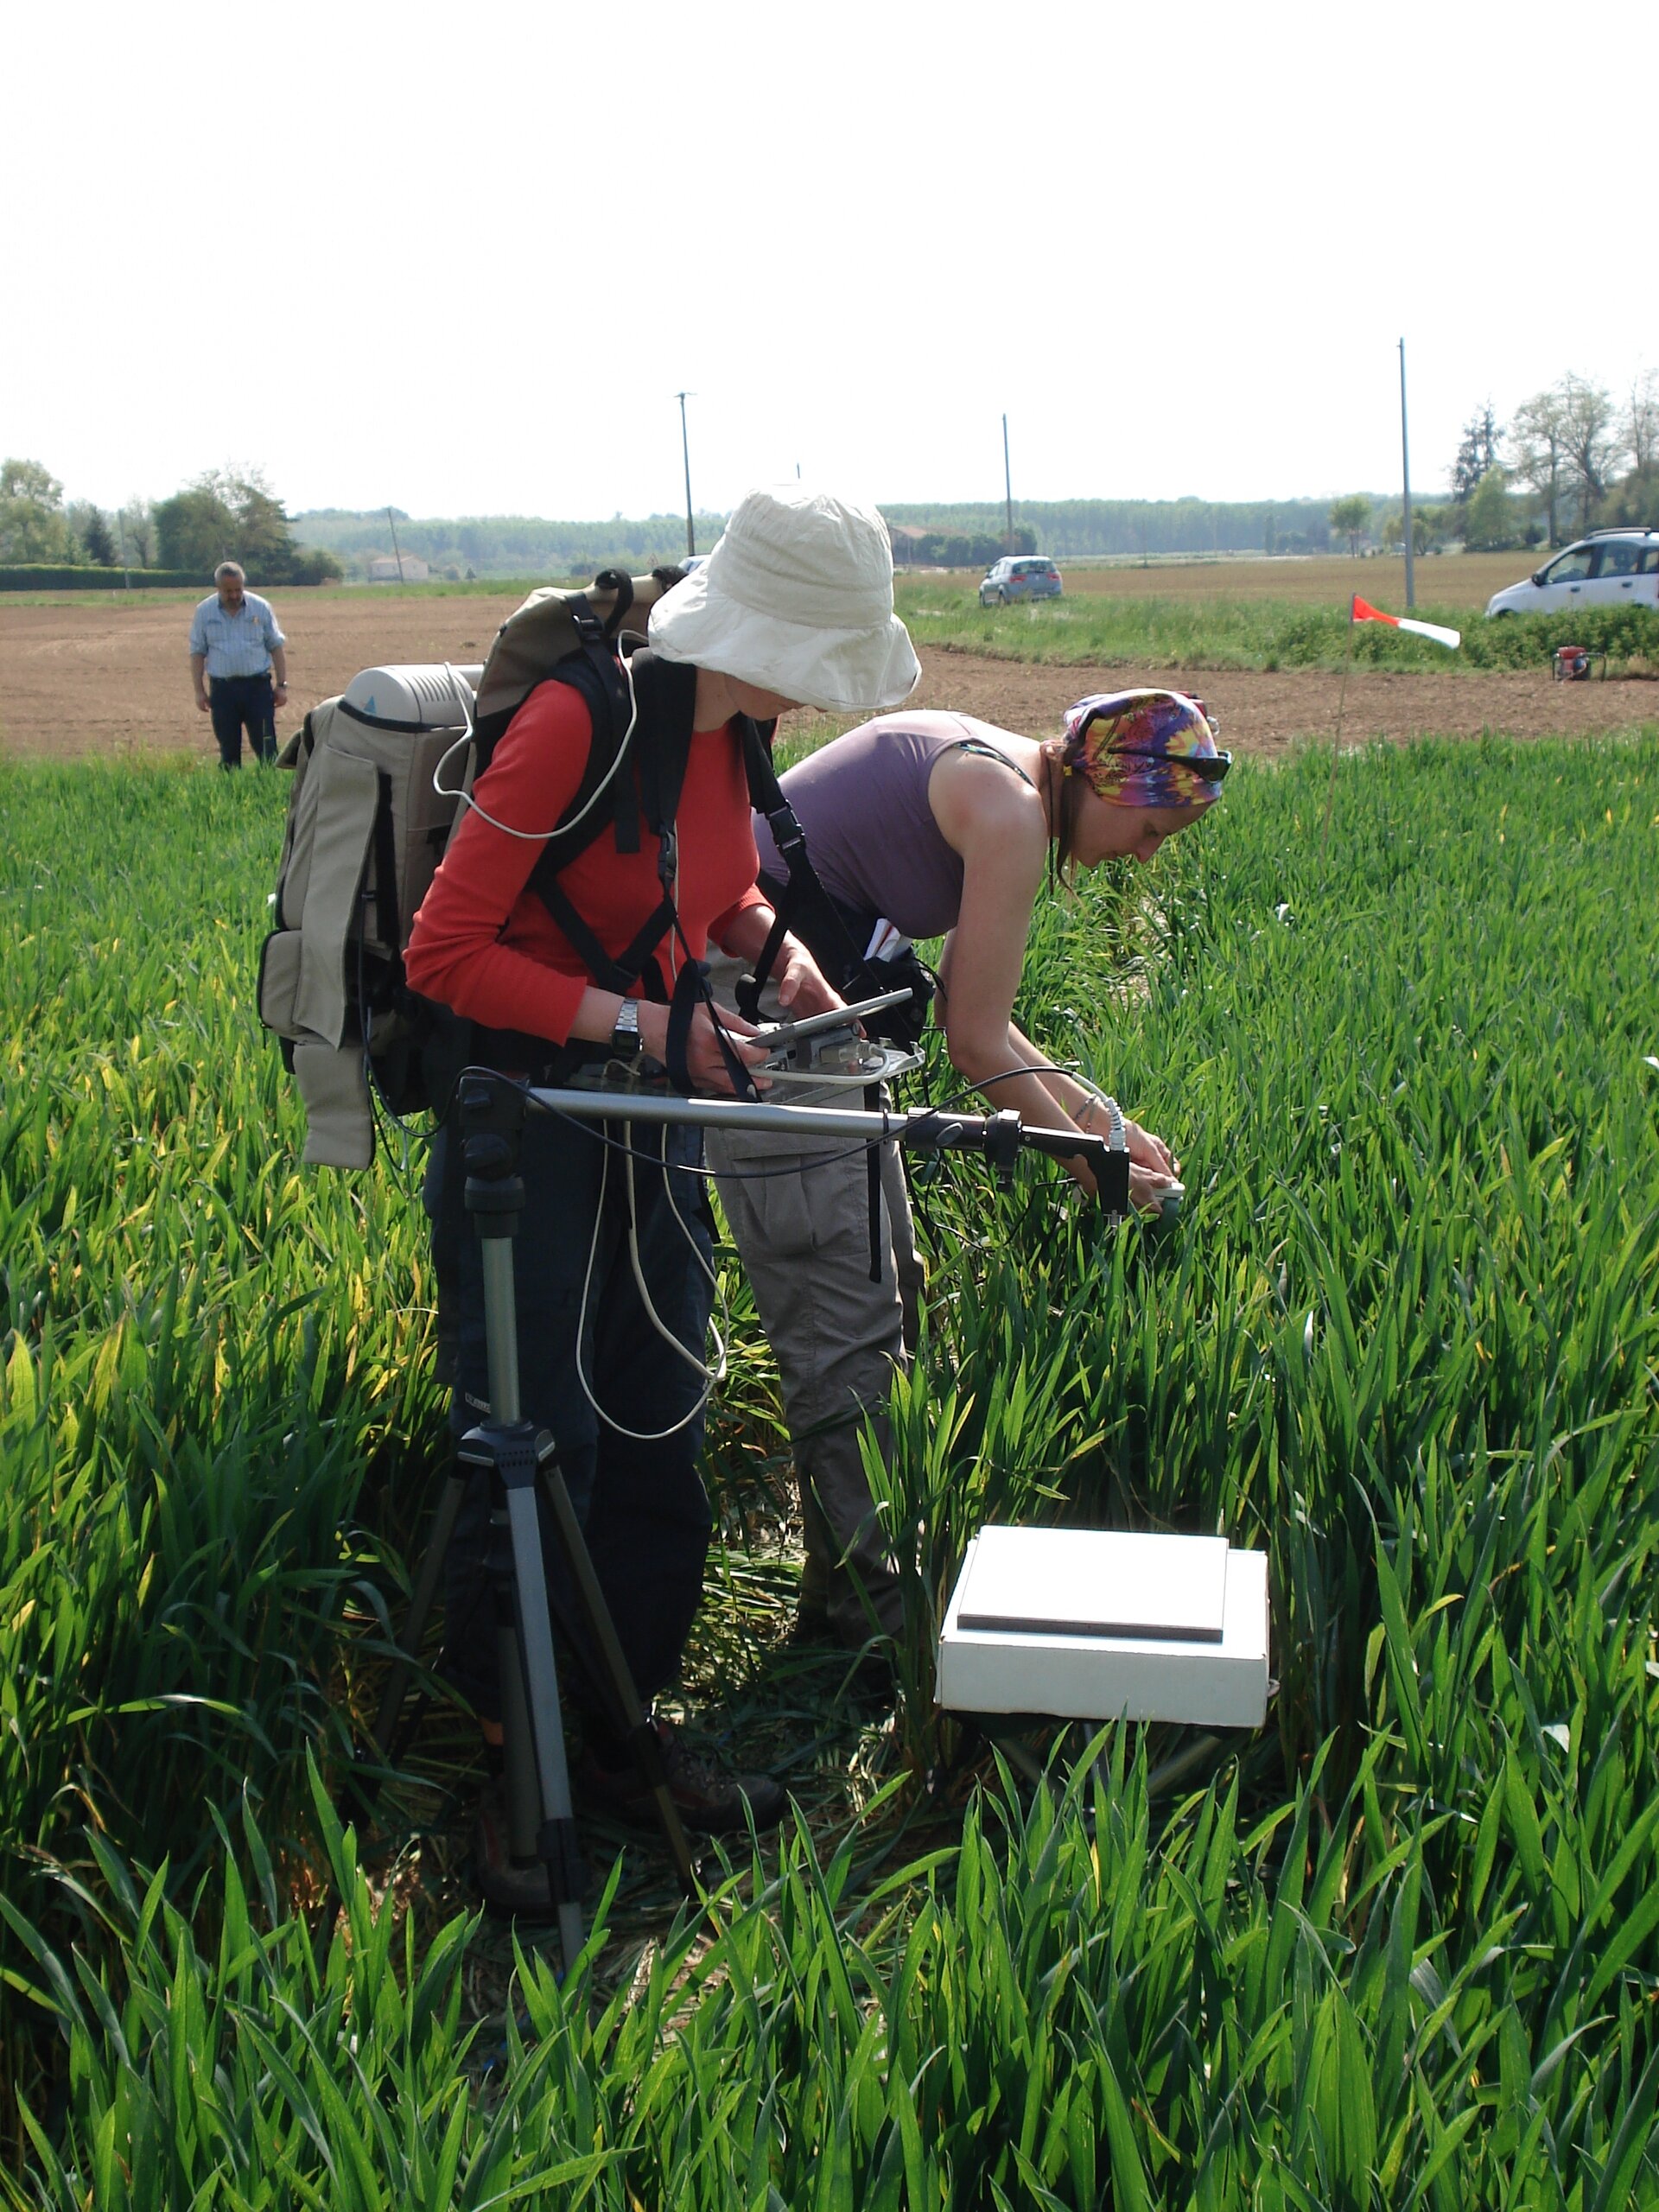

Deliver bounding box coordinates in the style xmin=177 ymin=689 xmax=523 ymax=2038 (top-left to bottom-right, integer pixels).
xmin=3 ymin=729 xmax=1658 ymax=2207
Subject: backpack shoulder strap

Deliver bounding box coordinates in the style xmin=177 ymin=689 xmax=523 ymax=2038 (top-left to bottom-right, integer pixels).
xmin=734 ymin=718 xmax=873 ymax=1019
xmin=527 ymin=647 xmax=699 ymax=1001
xmin=627 ymin=652 xmax=699 ymax=854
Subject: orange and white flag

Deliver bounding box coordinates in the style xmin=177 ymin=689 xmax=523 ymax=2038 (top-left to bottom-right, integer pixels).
xmin=1351 ymin=594 xmax=1460 ymax=650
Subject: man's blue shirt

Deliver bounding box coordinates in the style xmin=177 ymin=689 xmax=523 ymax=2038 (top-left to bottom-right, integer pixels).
xmin=188 ymin=592 xmax=285 ymax=678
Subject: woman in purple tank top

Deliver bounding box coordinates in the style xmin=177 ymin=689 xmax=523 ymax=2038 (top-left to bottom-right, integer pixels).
xmin=712 ymin=690 xmax=1230 ymax=1655
xmin=751 ymin=695 xmax=1226 ymax=1205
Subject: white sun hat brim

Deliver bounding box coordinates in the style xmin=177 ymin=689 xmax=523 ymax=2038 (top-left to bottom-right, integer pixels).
xmin=648 ymin=485 xmax=920 ymax=715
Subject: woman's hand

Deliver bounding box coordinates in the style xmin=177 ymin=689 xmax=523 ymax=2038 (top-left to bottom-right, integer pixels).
xmin=1122 ymin=1117 xmax=1180 ymax=1213
xmin=716 ymin=911 xmax=844 ymax=1021
xmin=770 ymin=939 xmax=843 ymax=1019
xmin=715 ymin=912 xmax=843 ymax=1022
xmin=1128 ymin=1160 xmax=1182 ymax=1213
xmin=1075 ymin=1098 xmax=1180 ymax=1213
xmin=639 ymin=1000 xmax=772 ymax=1097
xmin=1123 ymin=1116 xmax=1177 ymax=1181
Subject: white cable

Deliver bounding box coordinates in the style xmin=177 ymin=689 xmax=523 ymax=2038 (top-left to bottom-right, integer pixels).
xmin=1075 ymin=1076 xmax=1128 ymax=1151
xmin=625 ymin=1125 xmax=727 ymax=1380
xmin=430 ymin=647 xmax=641 ymax=843
xmin=572 ymin=1115 xmax=725 ymax=1442
xmin=430 ymin=664 xmax=477 ymax=809
xmin=761 ymin=1063 xmax=894 ymax=1090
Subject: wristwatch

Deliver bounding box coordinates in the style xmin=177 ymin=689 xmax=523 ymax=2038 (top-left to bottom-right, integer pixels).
xmin=610 ymin=997 xmax=643 ymax=1061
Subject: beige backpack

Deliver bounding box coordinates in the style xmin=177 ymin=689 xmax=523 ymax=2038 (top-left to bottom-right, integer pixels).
xmin=257 ymin=569 xmax=681 ymax=1166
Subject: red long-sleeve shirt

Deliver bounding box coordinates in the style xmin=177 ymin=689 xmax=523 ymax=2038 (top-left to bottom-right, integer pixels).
xmin=404 ymin=677 xmax=766 ymax=1044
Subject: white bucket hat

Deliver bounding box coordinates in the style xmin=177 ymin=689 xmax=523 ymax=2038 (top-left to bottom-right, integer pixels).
xmin=648 ymin=484 xmax=920 ymax=715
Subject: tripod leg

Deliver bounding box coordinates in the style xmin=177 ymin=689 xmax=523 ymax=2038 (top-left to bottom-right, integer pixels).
xmin=501 ymin=1475 xmax=585 ymax=1969
xmin=538 ymin=1456 xmax=701 ymax=1900
xmin=369 ymin=1469 xmax=467 ymax=1765
xmin=496 ymin=1617 xmax=543 ymax=1866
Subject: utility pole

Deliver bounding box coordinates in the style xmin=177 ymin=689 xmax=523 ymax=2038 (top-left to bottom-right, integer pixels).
xmin=1002 ymin=413 xmax=1014 ymax=551
xmin=1399 ymin=338 xmax=1415 ymax=610
xmin=118 ymin=509 xmax=130 ymax=593
xmin=387 ymin=506 xmax=405 ymax=585
xmin=675 ymin=392 xmax=696 ymax=559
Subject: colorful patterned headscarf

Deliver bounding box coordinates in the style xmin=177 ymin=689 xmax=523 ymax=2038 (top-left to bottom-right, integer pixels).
xmin=1060 ymin=690 xmax=1230 ymax=809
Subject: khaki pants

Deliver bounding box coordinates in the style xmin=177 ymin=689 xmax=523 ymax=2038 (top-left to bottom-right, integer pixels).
xmin=708 ymin=1113 xmax=921 ymax=1644
xmin=705 ymin=944 xmax=926 ymax=1643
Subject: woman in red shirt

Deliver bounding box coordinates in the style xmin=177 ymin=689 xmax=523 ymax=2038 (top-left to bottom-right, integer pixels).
xmin=404 ymin=486 xmax=918 ymax=1877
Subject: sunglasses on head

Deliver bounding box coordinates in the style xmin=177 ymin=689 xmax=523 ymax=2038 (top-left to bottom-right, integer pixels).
xmin=1104 ymin=745 xmax=1232 ymax=784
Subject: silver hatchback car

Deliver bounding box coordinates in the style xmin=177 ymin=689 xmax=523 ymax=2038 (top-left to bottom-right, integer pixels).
xmin=1485 ymin=530 xmax=1659 ymax=617
xmin=979 ymin=556 xmax=1064 ymax=607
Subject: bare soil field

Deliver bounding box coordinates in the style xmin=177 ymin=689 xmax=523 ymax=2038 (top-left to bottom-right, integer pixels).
xmin=1 ymin=588 xmax=1652 ymax=764
xmin=903 ymin=650 xmax=1657 ymax=754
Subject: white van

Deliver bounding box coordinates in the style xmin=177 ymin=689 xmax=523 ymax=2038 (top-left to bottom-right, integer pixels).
xmin=1485 ymin=530 xmax=1659 ymax=617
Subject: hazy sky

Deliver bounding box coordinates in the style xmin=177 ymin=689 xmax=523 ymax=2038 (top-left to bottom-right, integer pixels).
xmin=4 ymin=0 xmax=1650 ymax=524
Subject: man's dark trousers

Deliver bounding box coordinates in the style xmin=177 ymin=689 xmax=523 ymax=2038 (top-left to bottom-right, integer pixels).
xmin=208 ymin=674 xmax=277 ymax=768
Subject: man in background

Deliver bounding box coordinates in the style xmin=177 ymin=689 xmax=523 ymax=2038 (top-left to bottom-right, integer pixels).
xmin=188 ymin=562 xmax=288 ymax=767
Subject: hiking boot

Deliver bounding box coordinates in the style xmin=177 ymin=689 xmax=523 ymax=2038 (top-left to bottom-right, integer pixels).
xmin=575 ymin=1718 xmax=787 ymax=1835
xmin=470 ymin=1772 xmax=585 ymax=1921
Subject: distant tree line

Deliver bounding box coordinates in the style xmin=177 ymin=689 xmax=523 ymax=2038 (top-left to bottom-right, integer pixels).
xmin=0 ymin=461 xmax=344 ymax=585
xmin=283 ymin=497 xmax=1357 ymax=578
xmin=290 ymin=508 xmax=731 ymax=580
xmin=891 ymin=524 xmax=1038 ymax=567
xmin=882 ymin=499 xmax=1344 ymax=561
xmin=18 ymin=380 xmax=1648 ymax=595
xmin=1323 ymin=368 xmax=1658 ymax=560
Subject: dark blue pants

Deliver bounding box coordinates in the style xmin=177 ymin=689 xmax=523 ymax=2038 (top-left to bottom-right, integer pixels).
xmin=209 ymin=674 xmax=276 ymax=768
xmin=425 ymin=1108 xmax=715 ymax=1731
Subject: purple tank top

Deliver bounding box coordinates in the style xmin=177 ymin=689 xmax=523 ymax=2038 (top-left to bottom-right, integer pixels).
xmin=752 ymin=712 xmax=1028 ymax=941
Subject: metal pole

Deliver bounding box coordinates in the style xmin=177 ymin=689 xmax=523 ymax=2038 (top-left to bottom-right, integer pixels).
xmin=466 ymin=1117 xmax=585 ymax=1966
xmin=118 ymin=510 xmax=130 ymax=594
xmin=387 ymin=506 xmax=405 ymax=586
xmin=676 ymin=392 xmax=696 ymax=559
xmin=1002 ymin=413 xmax=1014 ymax=551
xmin=1399 ymin=339 xmax=1415 ymax=610
xmin=537 ymin=1089 xmax=902 ymax=1141
xmin=525 ymin=1085 xmax=1133 ymax=1211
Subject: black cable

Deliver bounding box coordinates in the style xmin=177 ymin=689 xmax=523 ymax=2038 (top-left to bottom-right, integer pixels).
xmin=928 ymin=1058 xmax=1096 ymax=1115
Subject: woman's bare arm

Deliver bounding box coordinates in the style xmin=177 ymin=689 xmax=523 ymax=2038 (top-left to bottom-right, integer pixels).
xmin=929 ymin=752 xmax=1177 ymax=1202
xmin=927 ymin=754 xmax=1103 ymax=1189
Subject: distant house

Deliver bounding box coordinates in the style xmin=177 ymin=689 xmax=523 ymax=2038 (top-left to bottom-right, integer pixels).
xmin=367 ymin=553 xmax=429 ymax=582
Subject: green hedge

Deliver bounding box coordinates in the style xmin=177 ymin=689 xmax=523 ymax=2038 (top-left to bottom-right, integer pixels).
xmin=0 ymin=564 xmax=206 ymax=591
xmin=1363 ymin=599 xmax=1659 ymax=670
xmin=1205 ymin=601 xmax=1659 ymax=672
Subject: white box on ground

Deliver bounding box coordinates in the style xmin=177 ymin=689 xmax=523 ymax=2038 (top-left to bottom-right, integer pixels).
xmin=935 ymin=1526 xmax=1270 ymax=1728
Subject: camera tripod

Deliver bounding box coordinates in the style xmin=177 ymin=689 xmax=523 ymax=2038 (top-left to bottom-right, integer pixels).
xmin=368 ymin=1072 xmax=702 ymax=1971
xmin=369 ymin=1063 xmax=1129 ymax=1973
